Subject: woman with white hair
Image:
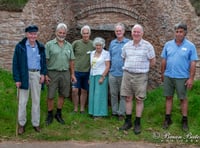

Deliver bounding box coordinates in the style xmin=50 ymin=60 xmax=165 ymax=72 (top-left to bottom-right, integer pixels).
xmin=88 ymin=37 xmax=110 ymax=118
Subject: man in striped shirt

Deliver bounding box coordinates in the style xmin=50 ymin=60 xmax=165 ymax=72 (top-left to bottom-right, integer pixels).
xmin=119 ymin=24 xmax=156 ymax=134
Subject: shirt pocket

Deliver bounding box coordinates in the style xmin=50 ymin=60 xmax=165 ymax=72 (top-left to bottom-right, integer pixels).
xmin=37 ymin=54 xmax=41 ymax=63
xmin=63 ymin=49 xmax=71 ymax=59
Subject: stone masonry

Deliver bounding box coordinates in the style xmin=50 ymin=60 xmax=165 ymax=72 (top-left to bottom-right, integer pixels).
xmin=0 ymin=0 xmax=200 ymax=88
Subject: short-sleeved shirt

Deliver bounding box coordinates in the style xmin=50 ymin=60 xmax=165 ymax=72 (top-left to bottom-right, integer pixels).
xmin=45 ymin=38 xmax=75 ymax=71
xmin=90 ymin=49 xmax=110 ymax=76
xmin=161 ymin=38 xmax=198 ymax=78
xmin=72 ymin=39 xmax=94 ymax=72
xmin=109 ymin=37 xmax=129 ymax=76
xmin=122 ymin=39 xmax=155 ymax=73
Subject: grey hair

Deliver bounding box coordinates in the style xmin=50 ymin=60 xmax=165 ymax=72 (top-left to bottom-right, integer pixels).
xmin=81 ymin=25 xmax=91 ymax=35
xmin=131 ymin=24 xmax=144 ymax=33
xmin=174 ymin=22 xmax=187 ymax=34
xmin=93 ymin=37 xmax=105 ymax=48
xmin=114 ymin=22 xmax=125 ymax=31
xmin=56 ymin=23 xmax=68 ymax=32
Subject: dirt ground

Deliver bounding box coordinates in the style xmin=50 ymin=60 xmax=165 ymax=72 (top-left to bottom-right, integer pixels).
xmin=0 ymin=141 xmax=200 ymax=148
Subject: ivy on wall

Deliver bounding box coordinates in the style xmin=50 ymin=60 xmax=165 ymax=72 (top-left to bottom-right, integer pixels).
xmin=190 ymin=0 xmax=200 ymax=16
xmin=0 ymin=0 xmax=28 ymax=12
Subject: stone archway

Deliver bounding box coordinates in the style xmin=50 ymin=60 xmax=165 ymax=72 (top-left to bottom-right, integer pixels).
xmin=68 ymin=3 xmax=159 ymax=88
xmin=71 ymin=3 xmax=140 ymax=48
xmin=74 ymin=3 xmax=141 ymax=21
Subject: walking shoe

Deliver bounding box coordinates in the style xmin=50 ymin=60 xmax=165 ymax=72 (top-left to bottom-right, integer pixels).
xmin=162 ymin=119 xmax=172 ymax=129
xmin=18 ymin=125 xmax=25 ymax=135
xmin=118 ymin=115 xmax=125 ymax=121
xmin=133 ymin=123 xmax=141 ymax=135
xmin=80 ymin=111 xmax=85 ymax=114
xmin=55 ymin=114 xmax=65 ymax=124
xmin=182 ymin=120 xmax=189 ymax=132
xmin=119 ymin=122 xmax=132 ymax=130
xmin=46 ymin=114 xmax=53 ymax=126
xmin=33 ymin=126 xmax=41 ymax=132
xmin=112 ymin=114 xmax=118 ymax=117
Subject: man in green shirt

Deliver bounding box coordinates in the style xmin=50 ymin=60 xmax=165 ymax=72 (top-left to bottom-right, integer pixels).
xmin=72 ymin=25 xmax=94 ymax=114
xmin=45 ymin=23 xmax=76 ymax=125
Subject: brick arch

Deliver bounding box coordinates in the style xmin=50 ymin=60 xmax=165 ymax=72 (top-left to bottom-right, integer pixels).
xmin=74 ymin=3 xmax=140 ymax=20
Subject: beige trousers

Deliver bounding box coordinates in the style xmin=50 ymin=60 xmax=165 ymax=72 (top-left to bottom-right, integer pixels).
xmin=18 ymin=71 xmax=41 ymax=127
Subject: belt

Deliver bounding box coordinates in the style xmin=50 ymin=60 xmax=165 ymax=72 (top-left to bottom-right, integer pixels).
xmin=29 ymin=69 xmax=40 ymax=72
xmin=49 ymin=70 xmax=68 ymax=72
xmin=124 ymin=69 xmax=146 ymax=74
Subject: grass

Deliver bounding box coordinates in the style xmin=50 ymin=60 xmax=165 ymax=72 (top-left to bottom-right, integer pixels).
xmin=0 ymin=68 xmax=200 ymax=146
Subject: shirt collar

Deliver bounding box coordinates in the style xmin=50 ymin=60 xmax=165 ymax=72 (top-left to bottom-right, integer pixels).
xmin=114 ymin=37 xmax=127 ymax=43
xmin=132 ymin=39 xmax=143 ymax=46
xmin=53 ymin=38 xmax=67 ymax=44
xmin=26 ymin=40 xmax=37 ymax=48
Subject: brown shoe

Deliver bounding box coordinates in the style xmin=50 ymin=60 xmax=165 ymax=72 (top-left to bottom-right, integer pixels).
xmin=18 ymin=125 xmax=25 ymax=135
xmin=118 ymin=115 xmax=125 ymax=121
xmin=33 ymin=126 xmax=41 ymax=132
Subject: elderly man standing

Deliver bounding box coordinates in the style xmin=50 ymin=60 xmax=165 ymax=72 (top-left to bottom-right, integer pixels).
xmin=161 ymin=22 xmax=198 ymax=132
xmin=71 ymin=25 xmax=94 ymax=114
xmin=109 ymin=22 xmax=129 ymax=121
xmin=119 ymin=24 xmax=156 ymax=134
xmin=45 ymin=23 xmax=76 ymax=125
xmin=13 ymin=25 xmax=47 ymax=134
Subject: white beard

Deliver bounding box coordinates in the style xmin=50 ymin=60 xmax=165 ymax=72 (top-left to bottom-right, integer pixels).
xmin=56 ymin=36 xmax=65 ymax=41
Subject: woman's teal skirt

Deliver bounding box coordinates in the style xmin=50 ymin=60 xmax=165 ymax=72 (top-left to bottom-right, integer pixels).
xmin=88 ymin=75 xmax=108 ymax=116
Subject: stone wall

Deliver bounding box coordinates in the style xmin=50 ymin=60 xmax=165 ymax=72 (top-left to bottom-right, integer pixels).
xmin=0 ymin=0 xmax=200 ymax=88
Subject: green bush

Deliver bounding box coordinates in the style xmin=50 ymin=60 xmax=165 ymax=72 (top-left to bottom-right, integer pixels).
xmin=0 ymin=0 xmax=28 ymax=12
xmin=190 ymin=0 xmax=200 ymax=16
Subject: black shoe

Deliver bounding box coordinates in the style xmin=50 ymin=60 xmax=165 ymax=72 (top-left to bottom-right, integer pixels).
xmin=182 ymin=120 xmax=189 ymax=132
xmin=163 ymin=119 xmax=172 ymax=129
xmin=46 ymin=114 xmax=53 ymax=126
xmin=134 ymin=124 xmax=141 ymax=135
xmin=119 ymin=122 xmax=132 ymax=131
xmin=112 ymin=114 xmax=118 ymax=117
xmin=80 ymin=111 xmax=85 ymax=114
xmin=55 ymin=114 xmax=65 ymax=124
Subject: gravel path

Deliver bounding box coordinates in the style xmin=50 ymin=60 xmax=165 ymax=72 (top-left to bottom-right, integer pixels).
xmin=0 ymin=141 xmax=199 ymax=148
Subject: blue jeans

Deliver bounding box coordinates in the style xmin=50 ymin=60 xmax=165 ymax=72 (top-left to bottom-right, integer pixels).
xmin=109 ymin=73 xmax=125 ymax=116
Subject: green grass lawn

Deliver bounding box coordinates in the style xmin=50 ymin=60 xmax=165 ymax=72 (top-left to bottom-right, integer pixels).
xmin=0 ymin=69 xmax=200 ymax=145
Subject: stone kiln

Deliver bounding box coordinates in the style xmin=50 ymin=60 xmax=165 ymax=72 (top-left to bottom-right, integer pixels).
xmin=0 ymin=0 xmax=200 ymax=88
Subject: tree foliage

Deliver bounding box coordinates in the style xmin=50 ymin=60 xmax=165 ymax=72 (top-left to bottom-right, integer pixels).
xmin=190 ymin=0 xmax=200 ymax=16
xmin=0 ymin=0 xmax=28 ymax=12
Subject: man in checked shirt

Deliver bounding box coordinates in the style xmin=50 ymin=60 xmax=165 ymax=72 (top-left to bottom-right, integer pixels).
xmin=119 ymin=24 xmax=156 ymax=135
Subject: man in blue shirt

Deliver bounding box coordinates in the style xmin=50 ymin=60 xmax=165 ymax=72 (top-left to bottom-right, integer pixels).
xmin=13 ymin=25 xmax=47 ymax=134
xmin=161 ymin=22 xmax=198 ymax=132
xmin=109 ymin=23 xmax=129 ymax=120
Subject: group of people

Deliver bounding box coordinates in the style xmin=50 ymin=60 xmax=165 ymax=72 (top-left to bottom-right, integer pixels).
xmin=12 ymin=21 xmax=198 ymax=135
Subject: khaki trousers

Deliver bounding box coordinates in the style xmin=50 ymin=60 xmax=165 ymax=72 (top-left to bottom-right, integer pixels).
xmin=18 ymin=71 xmax=41 ymax=127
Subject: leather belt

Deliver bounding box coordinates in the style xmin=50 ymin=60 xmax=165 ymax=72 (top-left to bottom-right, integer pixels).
xmin=29 ymin=69 xmax=40 ymax=72
xmin=49 ymin=70 xmax=68 ymax=72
